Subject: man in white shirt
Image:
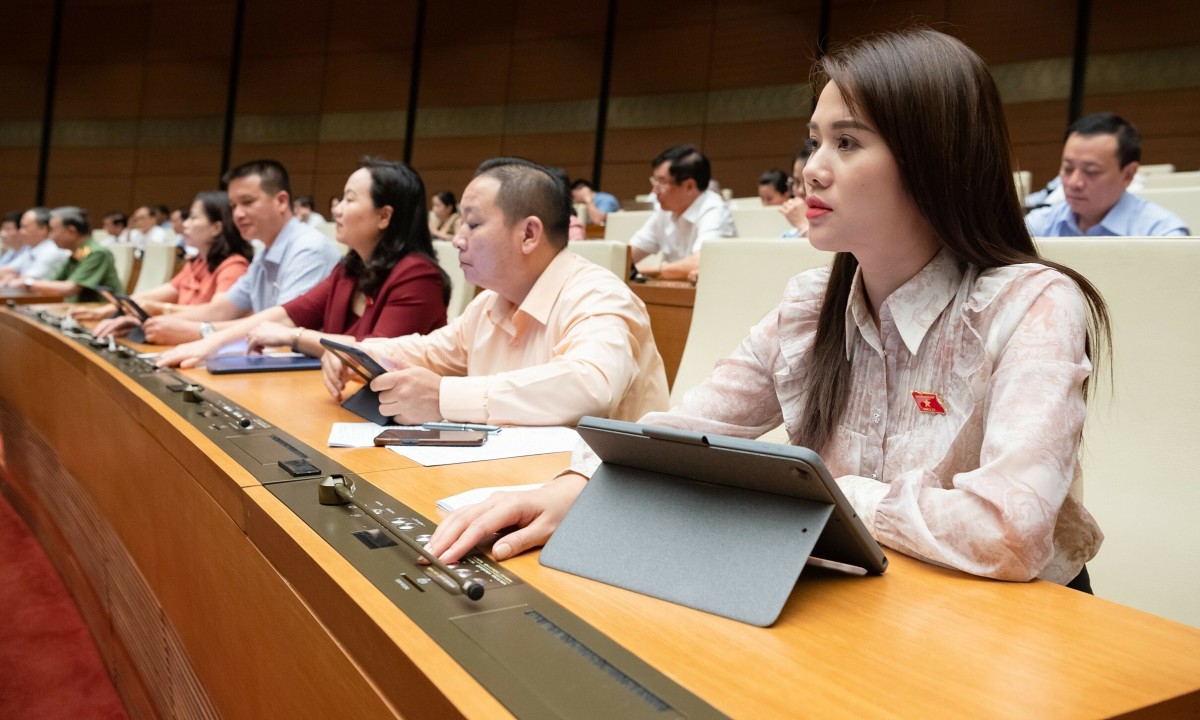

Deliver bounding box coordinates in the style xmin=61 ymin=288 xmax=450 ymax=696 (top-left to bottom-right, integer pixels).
xmin=628 ymin=144 xmax=737 ymax=280
xmin=0 ymin=207 xmax=70 ymax=283
xmin=100 ymin=212 xmax=129 ymax=246
xmin=127 ymin=205 xmax=168 ymax=249
xmin=292 ymin=195 xmax=326 ymax=227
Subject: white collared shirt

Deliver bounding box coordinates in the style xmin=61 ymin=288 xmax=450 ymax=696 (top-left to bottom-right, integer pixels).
xmin=628 ymin=189 xmax=736 ymax=262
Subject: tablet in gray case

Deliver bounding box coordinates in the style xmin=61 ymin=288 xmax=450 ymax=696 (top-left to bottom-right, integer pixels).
xmin=539 ymin=417 xmax=887 ymax=626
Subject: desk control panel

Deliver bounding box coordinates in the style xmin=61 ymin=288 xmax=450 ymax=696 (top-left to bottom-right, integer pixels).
xmin=12 ymin=305 xmax=726 ymax=720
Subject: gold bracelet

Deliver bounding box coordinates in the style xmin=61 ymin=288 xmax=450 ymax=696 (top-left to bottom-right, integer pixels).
xmin=291 ymin=327 xmax=304 ymax=352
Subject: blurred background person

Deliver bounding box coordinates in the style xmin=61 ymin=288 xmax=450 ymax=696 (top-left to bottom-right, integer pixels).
xmin=293 ymin=195 xmax=326 ymax=227
xmin=757 ymin=169 xmax=789 ymax=206
xmin=82 ymin=191 xmax=254 ymax=334
xmin=156 ymin=158 xmax=449 ymax=367
xmin=428 ymin=190 xmax=461 ymax=240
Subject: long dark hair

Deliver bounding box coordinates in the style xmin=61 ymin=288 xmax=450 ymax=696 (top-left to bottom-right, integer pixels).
xmin=342 ymin=157 xmax=450 ymax=304
xmin=193 ymin=191 xmax=253 ymax=273
xmin=795 ymin=28 xmax=1111 ymax=453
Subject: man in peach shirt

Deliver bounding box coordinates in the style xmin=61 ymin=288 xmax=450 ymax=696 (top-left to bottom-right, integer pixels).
xmin=322 ymin=157 xmax=669 ymax=426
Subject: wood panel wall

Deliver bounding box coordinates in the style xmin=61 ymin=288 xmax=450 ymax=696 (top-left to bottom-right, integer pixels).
xmin=1 ymin=0 xmax=1196 ymax=216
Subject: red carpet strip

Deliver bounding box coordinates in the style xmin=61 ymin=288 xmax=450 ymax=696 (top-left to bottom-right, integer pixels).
xmin=0 ymin=489 xmax=129 ymax=720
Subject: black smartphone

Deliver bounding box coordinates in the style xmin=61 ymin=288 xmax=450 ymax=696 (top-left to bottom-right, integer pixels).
xmin=320 ymin=338 xmax=388 ymax=382
xmin=373 ymin=429 xmax=488 ymax=447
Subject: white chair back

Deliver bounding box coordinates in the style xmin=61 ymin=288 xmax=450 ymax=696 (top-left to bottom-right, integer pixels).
xmin=108 ymin=243 xmax=136 ymax=292
xmin=1136 ymin=163 xmax=1176 ymax=176
xmin=432 ymin=240 xmax=474 ymax=320
xmin=1037 ymin=236 xmax=1200 ymax=626
xmin=603 ymin=210 xmax=653 ymax=243
xmin=317 ymin=222 xmax=337 ymax=241
xmin=1127 ymin=187 xmax=1200 ymax=233
xmin=671 ymin=238 xmax=834 ymax=406
xmin=1140 ymin=170 xmax=1200 ymax=189
xmin=568 ymin=240 xmax=628 ymax=279
xmin=730 ymin=207 xmax=791 ymax=238
xmin=1013 ymin=170 xmax=1032 ymax=198
xmin=131 ymin=244 xmax=177 ymax=294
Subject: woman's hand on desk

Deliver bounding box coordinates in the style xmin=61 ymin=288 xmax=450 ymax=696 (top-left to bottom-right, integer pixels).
xmin=70 ymin=303 xmax=116 ymax=321
xmin=156 ymin=338 xmax=216 ymax=368
xmin=92 ymin=314 xmax=140 ymax=339
xmin=427 ymin=473 xmax=588 ymax=564
xmin=143 ymin=316 xmax=201 ymax=345
xmin=245 ymin=320 xmax=296 ymax=353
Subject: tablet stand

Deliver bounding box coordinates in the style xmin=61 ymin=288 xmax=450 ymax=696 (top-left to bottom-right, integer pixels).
xmin=539 ymin=418 xmax=885 ymax=627
xmin=341 ymin=384 xmax=391 ymax=425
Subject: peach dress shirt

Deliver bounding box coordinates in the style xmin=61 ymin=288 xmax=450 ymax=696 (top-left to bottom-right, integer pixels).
xmin=571 ymin=249 xmax=1103 ymax=584
xmin=361 ymin=250 xmax=669 ymax=426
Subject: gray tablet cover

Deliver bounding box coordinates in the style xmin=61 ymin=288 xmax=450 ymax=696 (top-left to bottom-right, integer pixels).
xmin=539 ymin=417 xmax=887 ymax=627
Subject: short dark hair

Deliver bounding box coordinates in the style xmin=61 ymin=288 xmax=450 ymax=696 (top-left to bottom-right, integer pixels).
xmin=1066 ymin=112 xmax=1140 ymax=168
xmin=221 ymin=159 xmax=292 ymax=200
xmin=475 ymin=157 xmax=571 ymax=250
xmin=104 ymin=211 xmax=127 ymax=228
xmin=51 ymin=206 xmax=90 ymax=236
xmin=25 ymin=207 xmax=51 ymax=228
xmin=3 ymin=210 xmax=21 ymax=226
xmin=758 ymin=169 xmax=789 ymax=195
xmin=652 ymin=144 xmax=711 ymax=192
xmin=294 ymin=195 xmax=315 ymax=210
xmin=570 ymin=179 xmax=595 ymax=191
xmin=432 ymin=191 xmax=457 ymax=213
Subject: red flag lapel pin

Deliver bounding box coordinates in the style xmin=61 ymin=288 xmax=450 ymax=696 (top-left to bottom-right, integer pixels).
xmin=912 ymin=391 xmax=946 ymax=414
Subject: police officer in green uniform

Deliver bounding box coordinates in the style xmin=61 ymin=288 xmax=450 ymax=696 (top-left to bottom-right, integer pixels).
xmin=21 ymin=206 xmax=121 ymax=303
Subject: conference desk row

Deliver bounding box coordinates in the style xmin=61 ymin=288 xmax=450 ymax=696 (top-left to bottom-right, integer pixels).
xmin=1 ymin=302 xmax=1198 ymax=719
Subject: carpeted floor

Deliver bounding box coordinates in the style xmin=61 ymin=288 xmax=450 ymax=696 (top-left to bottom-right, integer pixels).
xmin=0 ymin=488 xmax=129 ymax=720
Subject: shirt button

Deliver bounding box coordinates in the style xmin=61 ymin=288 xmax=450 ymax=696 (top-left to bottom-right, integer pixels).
xmin=870 ymin=472 xmax=878 ymax=480
xmin=872 ymin=411 xmax=881 ymax=424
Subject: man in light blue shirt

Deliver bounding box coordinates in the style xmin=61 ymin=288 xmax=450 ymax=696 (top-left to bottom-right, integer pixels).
xmin=143 ymin=159 xmax=339 ymax=345
xmin=570 ymin=179 xmax=621 ymax=225
xmin=1026 ymin=113 xmax=1189 ymax=237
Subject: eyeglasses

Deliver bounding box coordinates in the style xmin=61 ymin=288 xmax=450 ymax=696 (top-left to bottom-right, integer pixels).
xmin=648 ymin=175 xmax=675 ymax=190
xmin=786 ymin=176 xmax=804 ymax=190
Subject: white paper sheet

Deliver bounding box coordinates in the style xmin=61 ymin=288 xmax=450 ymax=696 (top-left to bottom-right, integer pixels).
xmin=327 ymin=422 xmax=420 ymax=448
xmin=435 ymin=483 xmax=545 ymax=512
xmin=387 ymin=426 xmax=578 ymax=466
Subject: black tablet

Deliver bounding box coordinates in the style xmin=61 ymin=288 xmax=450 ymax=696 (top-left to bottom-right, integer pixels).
xmin=319 ymin=338 xmax=387 ymax=382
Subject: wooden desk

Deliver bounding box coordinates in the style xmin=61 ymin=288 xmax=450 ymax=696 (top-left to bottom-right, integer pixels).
xmin=629 ymin=279 xmax=695 ymax=388
xmin=2 ymin=306 xmax=1199 ymax=719
xmin=0 ymin=287 xmax=66 ymax=304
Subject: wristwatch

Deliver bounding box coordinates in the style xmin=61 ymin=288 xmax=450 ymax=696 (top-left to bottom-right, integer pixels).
xmin=199 ymin=322 xmax=214 ymax=338
xmin=23 ymin=277 xmax=33 ymax=289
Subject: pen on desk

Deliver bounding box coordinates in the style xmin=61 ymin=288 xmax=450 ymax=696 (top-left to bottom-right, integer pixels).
xmin=423 ymin=422 xmax=502 ymax=433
